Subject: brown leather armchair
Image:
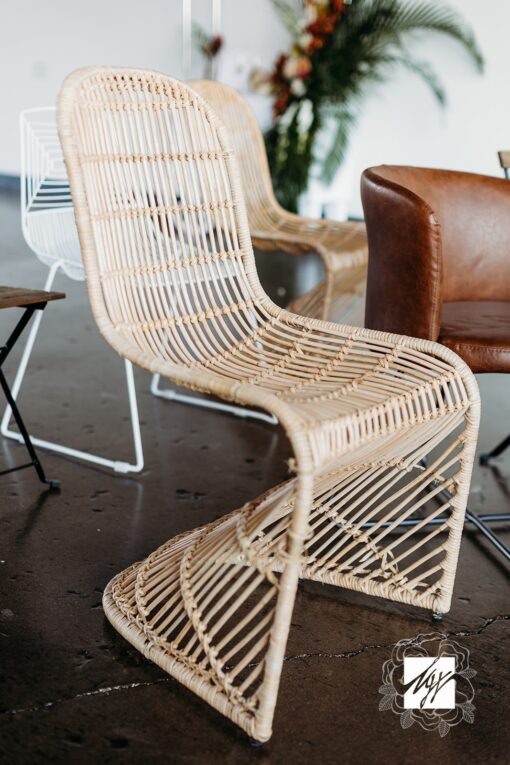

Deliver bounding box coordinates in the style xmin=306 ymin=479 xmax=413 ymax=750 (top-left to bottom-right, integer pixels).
xmin=361 ymin=164 xmax=510 ymax=559
xmin=362 ymin=165 xmax=510 ymax=368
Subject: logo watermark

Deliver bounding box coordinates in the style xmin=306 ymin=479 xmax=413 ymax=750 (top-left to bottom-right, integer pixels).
xmin=379 ymin=632 xmax=476 ymax=736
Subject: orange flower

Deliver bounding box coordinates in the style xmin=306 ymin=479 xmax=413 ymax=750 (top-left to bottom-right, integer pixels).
xmin=283 ymin=54 xmax=312 ymax=80
xmin=273 ymin=53 xmax=288 ymax=82
xmin=273 ymin=86 xmax=291 ymax=117
xmin=307 ymin=37 xmax=325 ymax=54
xmin=257 ymin=0 xmax=348 ymax=118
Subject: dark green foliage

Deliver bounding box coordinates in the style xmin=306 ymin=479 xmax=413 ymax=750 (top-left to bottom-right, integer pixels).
xmin=266 ymin=0 xmax=483 ymax=210
xmin=266 ymin=106 xmax=321 ymax=212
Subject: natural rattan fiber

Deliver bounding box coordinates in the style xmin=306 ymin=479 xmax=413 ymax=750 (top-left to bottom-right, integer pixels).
xmin=189 ymin=80 xmax=368 ymax=324
xmin=58 ymin=68 xmax=480 ymax=743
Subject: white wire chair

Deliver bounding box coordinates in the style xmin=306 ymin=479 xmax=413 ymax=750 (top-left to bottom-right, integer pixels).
xmin=0 ymin=107 xmax=143 ymax=473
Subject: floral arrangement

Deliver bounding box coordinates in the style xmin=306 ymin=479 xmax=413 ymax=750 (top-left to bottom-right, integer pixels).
xmin=252 ymin=1 xmax=345 ymax=116
xmin=251 ymin=0 xmax=483 ymax=212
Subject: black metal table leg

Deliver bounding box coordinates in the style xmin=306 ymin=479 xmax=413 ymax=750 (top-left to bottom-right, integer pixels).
xmin=360 ymin=469 xmax=510 ymax=563
xmin=362 ymin=513 xmax=510 ymax=529
xmin=480 ymin=433 xmax=510 ymax=465
xmin=464 ymin=509 xmax=510 ymax=560
xmin=0 ymin=304 xmax=60 ymax=490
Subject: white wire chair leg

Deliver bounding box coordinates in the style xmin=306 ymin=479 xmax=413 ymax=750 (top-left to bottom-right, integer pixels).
xmin=1 ymin=263 xmax=144 ymax=474
xmin=1 ymin=260 xmax=61 ymax=437
xmin=150 ymin=373 xmax=278 ymax=425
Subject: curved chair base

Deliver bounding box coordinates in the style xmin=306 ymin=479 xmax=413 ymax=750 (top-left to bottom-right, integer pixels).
xmin=103 ymin=535 xmax=260 ymax=740
xmin=103 ymin=410 xmax=473 ymax=741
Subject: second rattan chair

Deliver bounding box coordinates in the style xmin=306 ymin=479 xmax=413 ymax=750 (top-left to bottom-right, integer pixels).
xmin=58 ymin=67 xmax=479 ymax=743
xmin=189 ymin=80 xmax=368 ymax=324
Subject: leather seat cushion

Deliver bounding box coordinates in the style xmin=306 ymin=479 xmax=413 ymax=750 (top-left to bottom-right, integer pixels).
xmin=440 ymin=301 xmax=510 ymax=373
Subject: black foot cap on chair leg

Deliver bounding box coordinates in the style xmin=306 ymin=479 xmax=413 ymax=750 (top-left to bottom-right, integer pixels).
xmin=432 ymin=612 xmax=444 ymax=622
xmin=46 ymin=479 xmax=61 ymax=491
xmin=479 ymin=453 xmax=492 ymax=466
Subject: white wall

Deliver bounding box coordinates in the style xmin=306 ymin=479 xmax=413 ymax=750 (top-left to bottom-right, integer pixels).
xmin=0 ymin=0 xmax=508 ymax=216
xmin=0 ymin=0 xmax=289 ymax=174
xmin=345 ymin=0 xmax=510 ymax=216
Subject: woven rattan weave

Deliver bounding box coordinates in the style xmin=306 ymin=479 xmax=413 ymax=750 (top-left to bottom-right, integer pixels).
xmin=189 ymin=80 xmax=367 ymax=324
xmin=58 ymin=68 xmax=480 ymax=743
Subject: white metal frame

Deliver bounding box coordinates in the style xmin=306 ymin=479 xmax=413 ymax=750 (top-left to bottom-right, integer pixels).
xmin=150 ymin=374 xmax=277 ymax=424
xmin=1 ymin=108 xmax=143 ymax=473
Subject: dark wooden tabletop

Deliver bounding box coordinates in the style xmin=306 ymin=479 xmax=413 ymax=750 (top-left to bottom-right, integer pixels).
xmin=0 ymin=286 xmax=66 ymax=310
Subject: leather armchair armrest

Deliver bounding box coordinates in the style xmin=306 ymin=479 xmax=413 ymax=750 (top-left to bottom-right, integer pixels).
xmin=361 ymin=167 xmax=443 ymax=341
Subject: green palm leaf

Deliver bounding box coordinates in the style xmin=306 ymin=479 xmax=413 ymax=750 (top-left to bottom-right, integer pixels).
xmin=388 ymin=54 xmax=447 ymax=105
xmin=320 ymin=106 xmax=357 ymax=185
xmin=266 ymin=0 xmax=484 ymax=210
xmin=272 ymin=0 xmax=301 ymax=35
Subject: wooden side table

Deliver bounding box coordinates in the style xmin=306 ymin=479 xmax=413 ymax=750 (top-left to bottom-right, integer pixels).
xmin=0 ymin=286 xmax=65 ymax=489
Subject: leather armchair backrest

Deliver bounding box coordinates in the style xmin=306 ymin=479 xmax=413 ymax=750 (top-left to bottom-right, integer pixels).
xmin=365 ymin=165 xmax=510 ymax=303
xmin=362 ymin=166 xmax=442 ymax=339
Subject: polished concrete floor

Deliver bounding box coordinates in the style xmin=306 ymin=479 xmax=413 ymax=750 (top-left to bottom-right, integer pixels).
xmin=0 ymin=188 xmax=508 ymax=764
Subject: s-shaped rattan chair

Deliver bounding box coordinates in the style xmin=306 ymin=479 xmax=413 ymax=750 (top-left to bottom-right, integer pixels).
xmin=58 ymin=67 xmax=480 ymax=743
